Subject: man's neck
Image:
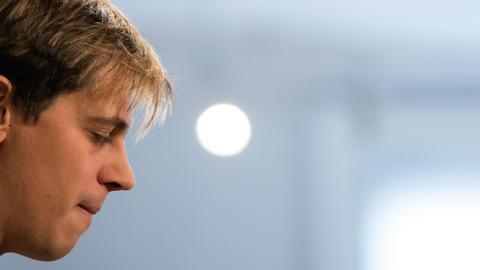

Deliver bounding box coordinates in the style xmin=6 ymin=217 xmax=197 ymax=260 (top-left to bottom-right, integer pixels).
xmin=0 ymin=215 xmax=5 ymax=255
xmin=0 ymin=184 xmax=8 ymax=256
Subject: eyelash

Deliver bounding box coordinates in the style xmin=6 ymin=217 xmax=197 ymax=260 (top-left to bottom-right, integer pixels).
xmin=91 ymin=132 xmax=113 ymax=145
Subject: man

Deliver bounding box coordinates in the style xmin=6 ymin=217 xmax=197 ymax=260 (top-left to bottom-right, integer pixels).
xmin=0 ymin=0 xmax=173 ymax=261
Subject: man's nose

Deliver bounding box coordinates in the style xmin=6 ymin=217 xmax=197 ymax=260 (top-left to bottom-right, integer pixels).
xmin=98 ymin=146 xmax=135 ymax=192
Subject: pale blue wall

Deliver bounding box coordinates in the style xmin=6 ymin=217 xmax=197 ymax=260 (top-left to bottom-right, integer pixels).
xmin=3 ymin=1 xmax=480 ymax=269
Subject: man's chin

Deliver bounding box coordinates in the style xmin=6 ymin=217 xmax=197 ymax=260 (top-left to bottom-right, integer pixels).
xmin=20 ymin=246 xmax=75 ymax=261
xmin=14 ymin=236 xmax=79 ymax=261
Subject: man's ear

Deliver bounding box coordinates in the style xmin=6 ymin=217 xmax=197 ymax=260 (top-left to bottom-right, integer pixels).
xmin=0 ymin=75 xmax=13 ymax=143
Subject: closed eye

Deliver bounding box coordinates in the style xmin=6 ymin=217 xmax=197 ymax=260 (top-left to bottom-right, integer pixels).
xmin=91 ymin=132 xmax=113 ymax=145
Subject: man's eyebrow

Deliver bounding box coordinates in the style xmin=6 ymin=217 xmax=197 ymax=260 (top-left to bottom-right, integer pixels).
xmin=86 ymin=116 xmax=130 ymax=131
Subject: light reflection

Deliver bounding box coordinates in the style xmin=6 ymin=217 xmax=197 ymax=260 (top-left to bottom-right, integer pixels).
xmin=196 ymin=103 xmax=251 ymax=157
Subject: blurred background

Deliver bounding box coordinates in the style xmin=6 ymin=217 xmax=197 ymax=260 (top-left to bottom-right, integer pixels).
xmin=3 ymin=0 xmax=480 ymax=269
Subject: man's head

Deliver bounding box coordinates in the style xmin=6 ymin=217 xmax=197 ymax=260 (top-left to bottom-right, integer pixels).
xmin=0 ymin=0 xmax=173 ymax=261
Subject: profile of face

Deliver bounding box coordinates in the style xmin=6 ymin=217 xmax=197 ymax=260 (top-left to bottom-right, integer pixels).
xmin=0 ymin=76 xmax=135 ymax=261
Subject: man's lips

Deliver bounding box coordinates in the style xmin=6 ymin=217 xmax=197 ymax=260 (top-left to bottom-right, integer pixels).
xmin=78 ymin=204 xmax=101 ymax=215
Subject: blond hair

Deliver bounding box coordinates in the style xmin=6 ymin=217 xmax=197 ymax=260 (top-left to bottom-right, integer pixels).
xmin=0 ymin=0 xmax=173 ymax=138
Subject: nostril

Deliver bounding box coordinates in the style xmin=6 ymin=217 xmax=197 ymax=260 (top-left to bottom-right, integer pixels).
xmin=105 ymin=182 xmax=122 ymax=191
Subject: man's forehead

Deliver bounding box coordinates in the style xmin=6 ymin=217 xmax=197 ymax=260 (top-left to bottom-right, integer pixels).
xmin=76 ymin=89 xmax=133 ymax=124
xmin=84 ymin=67 xmax=137 ymax=105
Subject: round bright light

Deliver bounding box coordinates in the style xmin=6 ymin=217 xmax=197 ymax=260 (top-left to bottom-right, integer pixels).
xmin=196 ymin=103 xmax=251 ymax=157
